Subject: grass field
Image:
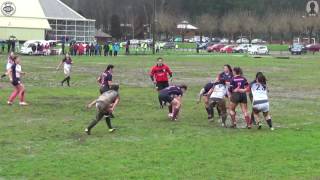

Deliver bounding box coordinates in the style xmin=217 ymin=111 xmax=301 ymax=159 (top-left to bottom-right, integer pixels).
xmin=0 ymin=53 xmax=320 ymax=179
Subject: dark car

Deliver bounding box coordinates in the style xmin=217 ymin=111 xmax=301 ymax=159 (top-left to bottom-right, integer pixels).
xmin=162 ymin=42 xmax=176 ymax=49
xmin=306 ymin=43 xmax=320 ymax=53
xmin=198 ymin=42 xmax=215 ymax=50
xmin=289 ymin=44 xmax=307 ymax=55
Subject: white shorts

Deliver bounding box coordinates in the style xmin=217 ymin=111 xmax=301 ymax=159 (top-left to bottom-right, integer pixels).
xmin=64 ymin=65 xmax=71 ymax=76
xmin=6 ymin=63 xmax=12 ymax=70
xmin=253 ymin=102 xmax=269 ymax=113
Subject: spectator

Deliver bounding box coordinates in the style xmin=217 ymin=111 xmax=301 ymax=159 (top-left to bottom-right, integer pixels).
xmin=125 ymin=40 xmax=130 ymax=55
xmin=90 ymin=43 xmax=95 ymax=56
xmin=95 ymin=44 xmax=100 ymax=55
xmin=113 ymin=43 xmax=120 ymax=56
xmin=104 ymin=42 xmax=109 ymax=56
xmin=108 ymin=43 xmax=113 ymax=56
xmin=99 ymin=44 xmax=102 ymax=56
xmin=86 ymin=43 xmax=90 ymax=56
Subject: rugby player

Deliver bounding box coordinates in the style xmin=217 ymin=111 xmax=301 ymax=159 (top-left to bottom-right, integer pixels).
xmin=150 ymin=58 xmax=173 ymax=91
xmin=197 ymin=82 xmax=215 ymax=120
xmin=250 ymin=72 xmax=274 ymax=130
xmin=158 ymin=85 xmax=188 ymax=121
xmin=85 ymin=84 xmax=120 ymax=135
xmin=7 ymin=56 xmax=28 ymax=106
xmin=97 ymin=65 xmax=114 ymax=94
xmin=229 ymin=67 xmax=251 ymax=128
xmin=215 ymin=64 xmax=233 ymax=87
xmin=56 ymin=53 xmax=73 ymax=87
xmin=207 ymin=80 xmax=228 ymax=127
xmin=1 ymin=52 xmax=14 ymax=79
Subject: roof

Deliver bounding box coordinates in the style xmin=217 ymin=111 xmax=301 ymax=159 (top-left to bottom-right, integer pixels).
xmin=0 ymin=0 xmax=51 ymax=29
xmin=95 ymin=30 xmax=112 ymax=38
xmin=39 ymin=0 xmax=88 ymax=20
xmin=177 ymin=21 xmax=198 ymax=30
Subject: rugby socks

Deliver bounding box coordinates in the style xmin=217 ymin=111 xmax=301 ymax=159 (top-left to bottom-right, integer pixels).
xmin=168 ymin=105 xmax=173 ymax=113
xmin=245 ymin=115 xmax=252 ymax=128
xmin=266 ymin=119 xmax=273 ymax=128
xmin=105 ymin=117 xmax=113 ymax=129
xmin=172 ymin=108 xmax=180 ymax=120
xmin=206 ymin=107 xmax=213 ymax=119
xmin=87 ymin=112 xmax=104 ymax=132
xmin=66 ymin=76 xmax=71 ymax=87
xmin=230 ymin=112 xmax=237 ymax=127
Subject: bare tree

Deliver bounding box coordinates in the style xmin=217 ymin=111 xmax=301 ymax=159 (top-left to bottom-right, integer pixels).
xmin=157 ymin=12 xmax=178 ymax=40
xmin=195 ymin=14 xmax=220 ymax=42
xmin=221 ymin=13 xmax=238 ymax=43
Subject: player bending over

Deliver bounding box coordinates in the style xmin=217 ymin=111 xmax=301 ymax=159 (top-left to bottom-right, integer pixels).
xmin=207 ymin=80 xmax=228 ymax=127
xmin=197 ymin=82 xmax=217 ymax=121
xmin=85 ymin=84 xmax=120 ymax=135
xmin=158 ymin=85 xmax=188 ymax=121
xmin=250 ymin=72 xmax=274 ymax=130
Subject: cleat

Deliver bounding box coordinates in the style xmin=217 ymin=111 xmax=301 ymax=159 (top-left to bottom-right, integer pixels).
xmin=19 ymin=102 xmax=29 ymax=106
xmin=168 ymin=113 xmax=173 ymax=119
xmin=85 ymin=128 xmax=91 ymax=135
xmin=109 ymin=128 xmax=116 ymax=133
xmin=230 ymin=124 xmax=237 ymax=129
xmin=258 ymin=123 xmax=262 ymax=130
xmin=270 ymin=127 xmax=275 ymax=131
xmin=7 ymin=101 xmax=13 ymax=105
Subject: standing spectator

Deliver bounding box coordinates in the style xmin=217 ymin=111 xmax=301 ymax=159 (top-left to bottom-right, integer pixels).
xmin=95 ymin=43 xmax=100 ymax=55
xmin=7 ymin=39 xmax=11 ymax=53
xmin=113 ymin=43 xmax=120 ymax=56
xmin=104 ymin=42 xmax=109 ymax=56
xmin=1 ymin=41 xmax=5 ymax=53
xmin=85 ymin=43 xmax=90 ymax=56
xmin=108 ymin=43 xmax=113 ymax=56
xmin=78 ymin=43 xmax=84 ymax=56
xmin=61 ymin=36 xmax=65 ymax=55
xmin=90 ymin=43 xmax=95 ymax=56
xmin=73 ymin=43 xmax=78 ymax=56
xmin=125 ymin=40 xmax=130 ymax=55
xmin=99 ymin=44 xmax=102 ymax=56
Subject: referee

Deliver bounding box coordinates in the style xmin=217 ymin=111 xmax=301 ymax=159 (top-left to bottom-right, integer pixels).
xmin=149 ymin=58 xmax=173 ymax=91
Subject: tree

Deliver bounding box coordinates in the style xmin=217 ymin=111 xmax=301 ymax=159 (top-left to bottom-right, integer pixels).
xmin=221 ymin=12 xmax=238 ymax=42
xmin=110 ymin=14 xmax=121 ymax=40
xmin=157 ymin=12 xmax=178 ymax=41
xmin=195 ymin=14 xmax=220 ymax=42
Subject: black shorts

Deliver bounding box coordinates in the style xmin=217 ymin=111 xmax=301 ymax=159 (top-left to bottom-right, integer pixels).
xmin=156 ymin=81 xmax=169 ymax=91
xmin=158 ymin=93 xmax=174 ymax=104
xmin=231 ymin=92 xmax=247 ymax=104
xmin=12 ymin=78 xmax=21 ymax=86
xmin=99 ymin=85 xmax=110 ymax=94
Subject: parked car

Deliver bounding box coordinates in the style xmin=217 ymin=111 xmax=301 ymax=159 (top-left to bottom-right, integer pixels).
xmin=211 ymin=38 xmax=221 ymax=43
xmin=207 ymin=44 xmax=226 ymax=52
xmin=220 ymin=45 xmax=236 ymax=53
xmin=233 ymin=44 xmax=252 ymax=53
xmin=290 ymin=44 xmax=307 ymax=55
xmin=306 ymin=43 xmax=320 ymax=53
xmin=252 ymin=39 xmax=267 ymax=44
xmin=162 ymin=42 xmax=176 ymax=49
xmin=198 ymin=42 xmax=215 ymax=50
xmin=236 ymin=38 xmax=249 ymax=44
xmin=248 ymin=45 xmax=269 ymax=55
xmin=130 ymin=39 xmax=140 ymax=45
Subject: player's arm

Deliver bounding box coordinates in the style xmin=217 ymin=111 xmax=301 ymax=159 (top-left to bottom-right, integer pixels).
xmin=8 ymin=68 xmax=13 ymax=82
xmin=149 ymin=67 xmax=155 ymax=83
xmin=87 ymin=99 xmax=97 ymax=109
xmin=110 ymin=96 xmax=120 ymax=112
xmin=197 ymin=88 xmax=205 ymax=103
xmin=166 ymin=66 xmax=173 ymax=81
xmin=56 ymin=61 xmax=63 ymax=70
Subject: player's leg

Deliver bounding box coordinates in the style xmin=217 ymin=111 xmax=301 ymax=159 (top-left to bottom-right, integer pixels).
xmin=171 ymin=98 xmax=181 ymax=121
xmin=229 ymin=102 xmax=237 ymax=128
xmin=85 ymin=111 xmax=105 ymax=135
xmin=105 ymin=115 xmax=115 ymax=133
xmin=240 ymin=103 xmax=252 ymax=129
xmin=206 ymin=96 xmax=214 ymax=120
xmin=8 ymin=85 xmax=20 ymax=104
xmin=18 ymin=83 xmax=27 ymax=105
xmin=253 ymin=108 xmax=261 ymax=129
xmin=262 ymin=103 xmax=274 ymax=130
xmin=218 ymin=99 xmax=227 ymax=127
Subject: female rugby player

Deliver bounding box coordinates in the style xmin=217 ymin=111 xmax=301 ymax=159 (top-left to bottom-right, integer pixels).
xmin=56 ymin=53 xmax=73 ymax=87
xmin=7 ymin=56 xmax=28 ymax=106
xmin=250 ymin=73 xmax=274 ymax=130
xmin=229 ymin=67 xmax=251 ymax=128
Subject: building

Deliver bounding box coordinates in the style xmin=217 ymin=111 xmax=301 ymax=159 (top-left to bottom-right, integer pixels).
xmin=0 ymin=0 xmax=95 ymax=42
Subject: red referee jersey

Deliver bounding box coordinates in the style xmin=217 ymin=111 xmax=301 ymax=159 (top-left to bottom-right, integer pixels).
xmin=150 ymin=64 xmax=172 ymax=82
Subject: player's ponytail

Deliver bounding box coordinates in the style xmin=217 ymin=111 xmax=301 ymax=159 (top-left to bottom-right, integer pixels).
xmin=233 ymin=67 xmax=243 ymax=76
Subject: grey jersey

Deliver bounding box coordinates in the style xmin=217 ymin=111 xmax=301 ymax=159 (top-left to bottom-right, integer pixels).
xmin=96 ymin=90 xmax=119 ymax=112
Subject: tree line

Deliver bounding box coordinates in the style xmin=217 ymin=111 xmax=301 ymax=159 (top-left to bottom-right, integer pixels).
xmin=62 ymin=0 xmax=319 ymax=43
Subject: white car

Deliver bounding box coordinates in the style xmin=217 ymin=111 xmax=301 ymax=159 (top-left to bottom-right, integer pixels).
xmin=252 ymin=39 xmax=267 ymax=44
xmin=233 ymin=44 xmax=252 ymax=53
xmin=248 ymin=45 xmax=269 ymax=55
xmin=130 ymin=39 xmax=140 ymax=45
xmin=236 ymin=38 xmax=249 ymax=44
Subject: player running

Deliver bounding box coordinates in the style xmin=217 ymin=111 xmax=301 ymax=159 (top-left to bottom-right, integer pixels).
xmin=1 ymin=52 xmax=14 ymax=79
xmin=250 ymin=72 xmax=274 ymax=130
xmin=207 ymin=80 xmax=228 ymax=127
xmin=150 ymin=57 xmax=173 ymax=91
xmin=7 ymin=56 xmax=28 ymax=106
xmin=197 ymin=82 xmax=215 ymax=120
xmin=56 ymin=53 xmax=73 ymax=87
xmin=229 ymin=67 xmax=251 ymax=129
xmin=158 ymin=85 xmax=188 ymax=121
xmin=97 ymin=65 xmax=114 ymax=94
xmin=85 ymin=84 xmax=120 ymax=135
